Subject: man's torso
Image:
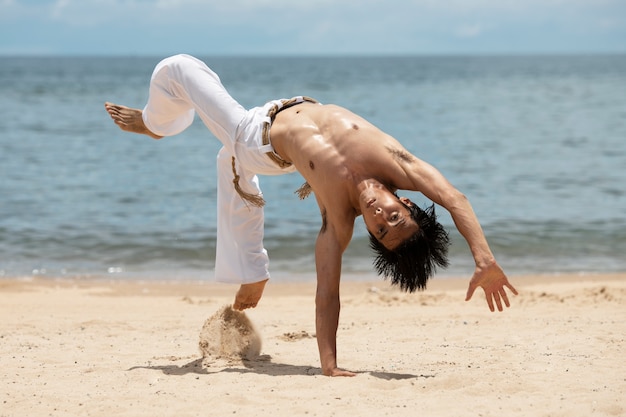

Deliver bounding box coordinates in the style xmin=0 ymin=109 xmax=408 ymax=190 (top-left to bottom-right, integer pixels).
xmin=271 ymin=103 xmax=410 ymax=200
xmin=270 ymin=103 xmax=417 ymax=225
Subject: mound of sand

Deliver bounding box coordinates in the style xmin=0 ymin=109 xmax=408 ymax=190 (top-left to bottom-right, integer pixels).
xmin=198 ymin=305 xmax=262 ymax=361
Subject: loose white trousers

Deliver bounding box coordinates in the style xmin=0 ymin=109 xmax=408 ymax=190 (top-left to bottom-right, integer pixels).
xmin=142 ymin=54 xmax=295 ymax=284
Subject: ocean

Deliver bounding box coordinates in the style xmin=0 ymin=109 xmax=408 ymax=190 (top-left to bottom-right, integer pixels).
xmin=1 ymin=54 xmax=625 ymax=282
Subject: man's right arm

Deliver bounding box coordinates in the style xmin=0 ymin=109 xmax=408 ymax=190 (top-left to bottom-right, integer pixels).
xmin=314 ymin=217 xmax=356 ymax=377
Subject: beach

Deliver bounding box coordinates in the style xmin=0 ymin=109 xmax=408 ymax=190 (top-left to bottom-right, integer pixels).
xmin=1 ymin=273 xmax=624 ymax=416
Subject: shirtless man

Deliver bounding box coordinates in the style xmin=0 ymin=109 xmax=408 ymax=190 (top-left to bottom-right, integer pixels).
xmin=105 ymin=54 xmax=517 ymax=377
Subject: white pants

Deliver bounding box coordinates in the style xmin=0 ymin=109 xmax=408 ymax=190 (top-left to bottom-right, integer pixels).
xmin=142 ymin=54 xmax=295 ymax=284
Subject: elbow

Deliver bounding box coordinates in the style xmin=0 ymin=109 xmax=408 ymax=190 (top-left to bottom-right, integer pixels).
xmin=454 ymin=190 xmax=468 ymax=204
xmin=315 ymin=283 xmax=341 ymax=314
xmin=316 ymin=287 xmax=339 ymax=307
xmin=443 ymin=189 xmax=468 ymax=210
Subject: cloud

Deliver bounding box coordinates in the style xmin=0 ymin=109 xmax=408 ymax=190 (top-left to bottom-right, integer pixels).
xmin=456 ymin=24 xmax=484 ymax=39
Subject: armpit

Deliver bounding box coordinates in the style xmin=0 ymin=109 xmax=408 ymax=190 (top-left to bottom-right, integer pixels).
xmin=386 ymin=146 xmax=415 ymax=163
xmin=320 ymin=208 xmax=327 ymax=234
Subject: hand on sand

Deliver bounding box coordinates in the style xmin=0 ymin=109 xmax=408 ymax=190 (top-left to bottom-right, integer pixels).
xmin=465 ymin=261 xmax=518 ymax=312
xmin=325 ymin=368 xmax=357 ymax=377
xmin=233 ymin=279 xmax=268 ymax=311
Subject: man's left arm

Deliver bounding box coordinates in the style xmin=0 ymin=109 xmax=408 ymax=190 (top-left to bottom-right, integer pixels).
xmin=402 ymin=158 xmax=518 ymax=311
xmin=441 ymin=191 xmax=518 ymax=311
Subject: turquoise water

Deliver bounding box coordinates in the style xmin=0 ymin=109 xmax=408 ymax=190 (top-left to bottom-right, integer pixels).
xmin=1 ymin=55 xmax=625 ymax=281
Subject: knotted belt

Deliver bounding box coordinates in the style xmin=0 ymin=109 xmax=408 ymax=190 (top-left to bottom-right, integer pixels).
xmin=232 ymin=96 xmax=319 ymax=207
xmin=262 ymin=96 xmax=319 ymax=169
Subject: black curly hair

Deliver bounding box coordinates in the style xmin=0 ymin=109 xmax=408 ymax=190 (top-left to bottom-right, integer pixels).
xmin=369 ymin=202 xmax=450 ymax=292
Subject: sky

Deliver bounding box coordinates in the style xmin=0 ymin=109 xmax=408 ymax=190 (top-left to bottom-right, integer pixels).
xmin=0 ymin=0 xmax=625 ymax=56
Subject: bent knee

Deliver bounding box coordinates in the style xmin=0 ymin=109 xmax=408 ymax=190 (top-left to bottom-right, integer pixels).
xmin=156 ymin=54 xmax=215 ymax=78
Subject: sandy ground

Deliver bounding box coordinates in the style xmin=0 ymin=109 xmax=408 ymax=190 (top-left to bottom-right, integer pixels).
xmin=1 ymin=273 xmax=624 ymax=417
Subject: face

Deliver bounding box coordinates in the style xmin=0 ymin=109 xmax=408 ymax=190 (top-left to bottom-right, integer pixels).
xmin=361 ymin=189 xmax=419 ymax=250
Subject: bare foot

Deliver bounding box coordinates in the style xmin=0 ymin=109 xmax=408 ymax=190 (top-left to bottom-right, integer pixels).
xmin=104 ymin=102 xmax=163 ymax=139
xmin=233 ymin=279 xmax=268 ymax=311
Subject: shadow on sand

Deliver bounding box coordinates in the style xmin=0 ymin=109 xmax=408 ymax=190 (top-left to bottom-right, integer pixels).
xmin=128 ymin=356 xmax=430 ymax=380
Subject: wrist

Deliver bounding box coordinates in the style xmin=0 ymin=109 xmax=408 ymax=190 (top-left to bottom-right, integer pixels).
xmin=474 ymin=256 xmax=496 ymax=270
xmin=320 ymin=357 xmax=338 ymax=374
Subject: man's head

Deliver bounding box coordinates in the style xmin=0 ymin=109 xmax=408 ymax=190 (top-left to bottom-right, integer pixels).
xmin=366 ymin=197 xmax=450 ymax=292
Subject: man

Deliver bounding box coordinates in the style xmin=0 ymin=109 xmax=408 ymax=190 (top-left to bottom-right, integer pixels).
xmin=105 ymin=54 xmax=518 ymax=377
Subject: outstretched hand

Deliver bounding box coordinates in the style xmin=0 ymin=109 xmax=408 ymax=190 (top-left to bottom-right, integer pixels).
xmin=465 ymin=262 xmax=518 ymax=312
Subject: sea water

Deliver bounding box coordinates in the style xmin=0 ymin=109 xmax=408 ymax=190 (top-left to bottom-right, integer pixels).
xmin=1 ymin=55 xmax=625 ymax=281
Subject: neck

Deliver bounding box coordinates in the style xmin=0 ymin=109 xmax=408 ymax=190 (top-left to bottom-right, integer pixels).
xmin=355 ymin=177 xmax=396 ymax=193
xmin=351 ymin=177 xmax=395 ymax=215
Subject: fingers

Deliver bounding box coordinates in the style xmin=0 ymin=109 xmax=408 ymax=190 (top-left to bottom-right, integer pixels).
xmin=467 ymin=264 xmax=518 ymax=311
xmin=485 ymin=293 xmax=495 ymax=312
xmin=506 ymin=281 xmax=519 ymax=296
xmin=465 ymin=283 xmax=477 ymax=301
xmin=486 ymin=286 xmax=516 ymax=312
xmin=328 ymin=368 xmax=357 ymax=377
xmin=500 ymin=287 xmax=511 ymax=308
xmin=493 ymin=290 xmax=503 ymax=312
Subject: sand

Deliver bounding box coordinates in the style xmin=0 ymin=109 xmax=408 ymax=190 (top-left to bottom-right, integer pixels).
xmin=199 ymin=304 xmax=262 ymax=361
xmin=1 ymin=273 xmax=624 ymax=416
